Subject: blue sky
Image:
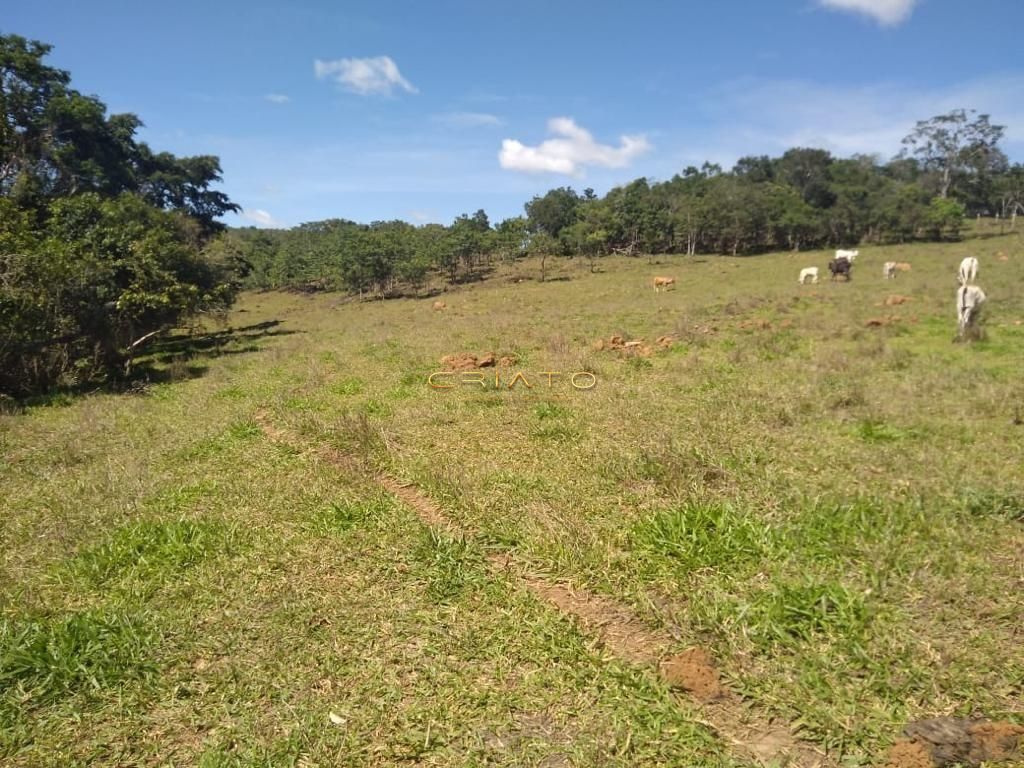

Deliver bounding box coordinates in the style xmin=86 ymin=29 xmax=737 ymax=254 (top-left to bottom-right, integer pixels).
xmin=7 ymin=0 xmax=1024 ymax=228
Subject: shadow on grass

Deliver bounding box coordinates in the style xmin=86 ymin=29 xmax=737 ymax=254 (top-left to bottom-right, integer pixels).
xmin=2 ymin=320 xmax=297 ymax=413
xmin=143 ymin=320 xmax=297 ymax=363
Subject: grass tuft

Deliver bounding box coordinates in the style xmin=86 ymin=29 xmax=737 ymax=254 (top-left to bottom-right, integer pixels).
xmin=631 ymin=501 xmax=771 ymax=576
xmin=958 ymin=487 xmax=1024 ymax=522
xmin=744 ymin=580 xmax=869 ymax=650
xmin=62 ymin=519 xmax=236 ymax=587
xmin=854 ymin=419 xmax=913 ymax=443
xmin=413 ymin=530 xmax=486 ymax=603
xmin=309 ymin=495 xmax=390 ymax=535
xmin=0 ymin=608 xmax=158 ymax=706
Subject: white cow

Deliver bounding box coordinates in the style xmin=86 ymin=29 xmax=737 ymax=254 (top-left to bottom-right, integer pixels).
xmin=958 ymin=256 xmax=979 ymax=285
xmin=957 ymin=285 xmax=986 ymax=336
xmin=798 ymin=267 xmax=819 ymax=284
xmin=883 ymin=261 xmax=897 ymax=280
xmin=835 ymin=249 xmax=859 ymax=262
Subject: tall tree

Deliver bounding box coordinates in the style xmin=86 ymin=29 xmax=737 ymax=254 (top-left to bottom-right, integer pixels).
xmin=525 ymin=187 xmax=580 ymax=238
xmin=900 ymin=109 xmax=1006 ymax=200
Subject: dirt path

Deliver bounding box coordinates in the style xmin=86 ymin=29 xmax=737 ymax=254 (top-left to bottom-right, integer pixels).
xmin=256 ymin=411 xmax=836 ymax=768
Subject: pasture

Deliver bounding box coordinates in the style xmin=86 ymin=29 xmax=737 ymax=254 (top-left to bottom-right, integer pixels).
xmin=2 ymin=232 xmax=1022 ymax=767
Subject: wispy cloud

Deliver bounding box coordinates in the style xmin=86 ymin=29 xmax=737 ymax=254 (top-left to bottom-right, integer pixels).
xmin=314 ymin=56 xmax=417 ymax=96
xmin=264 ymin=93 xmax=290 ymax=104
xmin=499 ymin=117 xmax=651 ymax=176
xmin=433 ymin=111 xmax=503 ymax=127
xmin=818 ymin=0 xmax=920 ymax=26
xmin=240 ymin=208 xmax=284 ymax=228
xmin=698 ymin=74 xmax=1024 ymax=161
xmin=407 ymin=209 xmax=435 ymax=223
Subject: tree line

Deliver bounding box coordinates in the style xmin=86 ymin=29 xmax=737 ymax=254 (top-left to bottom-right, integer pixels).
xmin=230 ymin=108 xmax=1023 ymax=295
xmin=1 ymin=34 xmax=241 ymax=396
xmin=5 ymin=31 xmax=1024 ymax=396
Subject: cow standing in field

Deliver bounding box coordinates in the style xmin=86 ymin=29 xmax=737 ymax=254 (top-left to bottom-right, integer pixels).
xmin=653 ymin=276 xmax=676 ymax=292
xmin=835 ymin=249 xmax=859 ymax=262
xmin=957 ymin=285 xmax=986 ymax=337
xmin=829 ymin=257 xmax=852 ymax=281
xmin=883 ymin=261 xmax=897 ymax=279
xmin=958 ymin=256 xmax=979 ymax=285
xmin=798 ymin=267 xmax=819 ymax=284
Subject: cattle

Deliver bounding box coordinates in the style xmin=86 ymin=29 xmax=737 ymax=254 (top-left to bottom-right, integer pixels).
xmin=798 ymin=267 xmax=819 ymax=284
xmin=432 ymin=300 xmax=447 ymax=310
xmin=894 ymin=262 xmax=912 ymax=273
xmin=883 ymin=261 xmax=897 ymax=280
xmin=653 ymin=276 xmax=676 ymax=292
xmin=956 ymin=285 xmax=986 ymax=337
xmin=835 ymin=249 xmax=859 ymax=262
xmin=958 ymin=256 xmax=979 ymax=285
xmin=828 ymin=257 xmax=852 ymax=281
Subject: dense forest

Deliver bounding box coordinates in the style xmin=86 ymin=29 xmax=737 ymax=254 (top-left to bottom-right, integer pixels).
xmin=228 ymin=110 xmax=1024 ymax=295
xmin=1 ymin=34 xmax=242 ymax=395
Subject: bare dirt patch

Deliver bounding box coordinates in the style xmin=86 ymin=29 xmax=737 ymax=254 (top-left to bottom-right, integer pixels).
xmin=886 ymin=740 xmax=935 ymax=768
xmin=865 ymin=315 xmax=901 ymax=328
xmin=593 ymin=334 xmax=678 ymax=356
xmin=440 ymin=352 xmax=517 ymax=370
xmin=496 ymin=560 xmax=670 ymax=667
xmin=661 ymin=647 xmax=724 ymax=701
xmin=377 ymin=474 xmax=463 ymax=534
xmin=886 ymin=718 xmax=1024 ymax=767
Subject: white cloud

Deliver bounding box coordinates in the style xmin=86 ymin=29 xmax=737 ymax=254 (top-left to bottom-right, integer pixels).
xmin=433 ymin=112 xmax=503 ymax=127
xmin=264 ymin=93 xmax=290 ymax=104
xmin=314 ymin=56 xmax=417 ymax=96
xmin=240 ymin=209 xmax=284 ymax=228
xmin=498 ymin=117 xmax=651 ymax=176
xmin=818 ymin=0 xmax=919 ymax=26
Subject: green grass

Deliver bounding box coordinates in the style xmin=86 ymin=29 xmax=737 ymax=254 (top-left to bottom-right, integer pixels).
xmin=1 ymin=233 xmax=1022 ymax=765
xmin=60 ymin=518 xmax=238 ymax=587
xmin=0 ymin=608 xmax=158 ymax=707
xmin=630 ymin=502 xmax=771 ymax=575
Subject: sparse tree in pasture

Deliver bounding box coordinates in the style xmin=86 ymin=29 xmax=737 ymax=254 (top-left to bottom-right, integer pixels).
xmin=900 ymin=109 xmax=1005 ymax=201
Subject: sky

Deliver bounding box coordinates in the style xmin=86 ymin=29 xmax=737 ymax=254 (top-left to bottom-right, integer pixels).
xmin=6 ymin=0 xmax=1024 ymax=229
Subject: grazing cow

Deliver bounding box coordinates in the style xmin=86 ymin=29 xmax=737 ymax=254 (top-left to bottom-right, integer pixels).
xmin=835 ymin=249 xmax=859 ymax=262
xmin=828 ymin=257 xmax=852 ymax=281
xmin=798 ymin=267 xmax=819 ymax=284
xmin=958 ymin=256 xmax=979 ymax=285
xmin=883 ymin=261 xmax=897 ymax=280
xmin=653 ymin=276 xmax=676 ymax=292
xmin=957 ymin=285 xmax=986 ymax=336
xmin=894 ymin=262 xmax=912 ymax=273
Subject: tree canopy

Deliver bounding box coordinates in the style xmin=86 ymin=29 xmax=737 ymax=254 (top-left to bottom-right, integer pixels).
xmin=1 ymin=33 xmax=240 ymax=395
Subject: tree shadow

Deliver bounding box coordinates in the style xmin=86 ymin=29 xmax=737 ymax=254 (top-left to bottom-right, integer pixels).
xmin=1 ymin=320 xmax=297 ymax=412
xmin=142 ymin=320 xmax=297 ymax=364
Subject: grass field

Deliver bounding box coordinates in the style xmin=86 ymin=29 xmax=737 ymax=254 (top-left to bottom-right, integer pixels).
xmin=2 ymin=232 xmax=1023 ymax=767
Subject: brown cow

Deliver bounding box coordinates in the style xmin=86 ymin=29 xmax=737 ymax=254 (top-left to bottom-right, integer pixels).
xmin=653 ymin=276 xmax=676 ymax=292
xmin=894 ymin=262 xmax=912 ymax=273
